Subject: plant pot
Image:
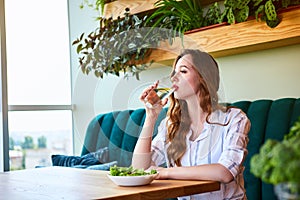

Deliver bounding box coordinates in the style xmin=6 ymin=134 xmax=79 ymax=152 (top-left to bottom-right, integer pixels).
xmin=184 ymin=22 xmax=229 ymax=35
xmin=275 ymin=182 xmax=300 ymax=200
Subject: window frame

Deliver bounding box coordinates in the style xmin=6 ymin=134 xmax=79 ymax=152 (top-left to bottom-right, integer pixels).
xmin=0 ymin=0 xmax=9 ymax=172
xmin=0 ymin=0 xmax=74 ymax=172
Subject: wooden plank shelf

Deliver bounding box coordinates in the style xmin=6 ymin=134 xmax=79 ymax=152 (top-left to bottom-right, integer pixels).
xmin=104 ymin=0 xmax=157 ymax=19
xmin=146 ymin=7 xmax=300 ymax=64
xmin=104 ymin=0 xmax=218 ymax=19
xmin=104 ymin=1 xmax=300 ymax=64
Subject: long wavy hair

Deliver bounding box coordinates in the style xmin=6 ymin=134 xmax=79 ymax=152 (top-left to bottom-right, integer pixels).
xmin=166 ymin=49 xmax=224 ymax=167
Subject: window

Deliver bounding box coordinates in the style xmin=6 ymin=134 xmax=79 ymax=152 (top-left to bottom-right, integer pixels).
xmin=4 ymin=0 xmax=72 ymax=170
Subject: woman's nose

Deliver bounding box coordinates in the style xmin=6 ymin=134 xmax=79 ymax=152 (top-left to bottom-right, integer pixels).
xmin=171 ymin=72 xmax=179 ymax=82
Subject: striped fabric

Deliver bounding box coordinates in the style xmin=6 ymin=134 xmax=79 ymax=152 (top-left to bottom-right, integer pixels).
xmin=151 ymin=108 xmax=250 ymax=200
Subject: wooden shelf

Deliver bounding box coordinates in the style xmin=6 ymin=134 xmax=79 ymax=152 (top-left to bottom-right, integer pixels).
xmin=104 ymin=0 xmax=218 ymax=19
xmin=104 ymin=1 xmax=300 ymax=63
xmin=145 ymin=7 xmax=300 ymax=63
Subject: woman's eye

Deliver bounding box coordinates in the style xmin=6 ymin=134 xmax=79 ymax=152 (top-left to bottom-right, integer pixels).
xmin=180 ymin=70 xmax=187 ymax=74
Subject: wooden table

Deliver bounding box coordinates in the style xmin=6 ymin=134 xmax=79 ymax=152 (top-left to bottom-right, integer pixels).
xmin=0 ymin=166 xmax=220 ymax=200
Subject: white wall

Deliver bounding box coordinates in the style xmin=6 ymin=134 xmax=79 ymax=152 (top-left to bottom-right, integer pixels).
xmin=68 ymin=1 xmax=300 ymax=154
xmin=217 ymin=44 xmax=300 ymax=102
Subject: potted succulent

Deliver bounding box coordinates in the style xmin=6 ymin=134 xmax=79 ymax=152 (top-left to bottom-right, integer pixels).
xmin=250 ymin=117 xmax=300 ymax=200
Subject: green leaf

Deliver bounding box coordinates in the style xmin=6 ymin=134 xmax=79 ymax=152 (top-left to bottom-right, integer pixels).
xmin=227 ymin=8 xmax=235 ymax=24
xmin=219 ymin=7 xmax=229 ymax=23
xmin=80 ymin=33 xmax=84 ymax=41
xmin=76 ymin=44 xmax=83 ymax=54
xmin=255 ymin=5 xmax=265 ymax=21
xmin=266 ymin=18 xmax=280 ymax=28
xmin=128 ymin=43 xmax=137 ymax=49
xmin=265 ymin=0 xmax=277 ymax=21
xmin=253 ymin=0 xmax=263 ymax=7
xmin=72 ymin=39 xmax=79 ymax=45
xmin=236 ymin=0 xmax=251 ymax=9
xmin=224 ymin=0 xmax=235 ymax=8
xmin=236 ymin=6 xmax=249 ymax=23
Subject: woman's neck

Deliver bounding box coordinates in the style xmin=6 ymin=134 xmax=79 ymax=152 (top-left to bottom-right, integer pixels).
xmin=186 ymin=97 xmax=207 ymax=138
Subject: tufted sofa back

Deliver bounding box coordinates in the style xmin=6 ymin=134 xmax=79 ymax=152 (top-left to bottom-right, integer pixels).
xmin=81 ymin=98 xmax=300 ymax=200
xmin=81 ymin=108 xmax=167 ymax=166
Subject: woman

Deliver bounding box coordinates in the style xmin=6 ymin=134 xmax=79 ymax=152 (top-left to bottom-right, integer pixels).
xmin=132 ymin=49 xmax=250 ymax=199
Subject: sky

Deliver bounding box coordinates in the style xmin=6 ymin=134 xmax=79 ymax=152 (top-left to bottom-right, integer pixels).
xmin=5 ymin=0 xmax=72 ymax=132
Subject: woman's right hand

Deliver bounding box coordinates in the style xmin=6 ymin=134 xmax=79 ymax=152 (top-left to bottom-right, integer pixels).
xmin=140 ymin=81 xmax=168 ymax=119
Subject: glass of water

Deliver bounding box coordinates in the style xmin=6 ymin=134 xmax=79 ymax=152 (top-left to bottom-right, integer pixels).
xmin=144 ymin=76 xmax=175 ymax=108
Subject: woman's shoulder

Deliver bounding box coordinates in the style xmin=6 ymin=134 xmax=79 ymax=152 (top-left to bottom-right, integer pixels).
xmin=214 ymin=104 xmax=246 ymax=116
xmin=213 ymin=106 xmax=249 ymax=124
xmin=224 ymin=107 xmax=251 ymax=128
xmin=226 ymin=107 xmax=247 ymax=117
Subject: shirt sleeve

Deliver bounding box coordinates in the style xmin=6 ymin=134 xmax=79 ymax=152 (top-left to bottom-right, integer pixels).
xmin=151 ymin=118 xmax=168 ymax=167
xmin=218 ymin=108 xmax=251 ymax=178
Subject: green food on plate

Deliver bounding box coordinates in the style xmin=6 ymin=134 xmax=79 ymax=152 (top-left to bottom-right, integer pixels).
xmin=109 ymin=165 xmax=157 ymax=176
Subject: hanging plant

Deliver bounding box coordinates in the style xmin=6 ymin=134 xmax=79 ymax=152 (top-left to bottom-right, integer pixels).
xmin=72 ymin=8 xmax=173 ymax=80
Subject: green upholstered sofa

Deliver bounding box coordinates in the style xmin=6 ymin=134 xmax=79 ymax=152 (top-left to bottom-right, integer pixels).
xmin=81 ymin=97 xmax=300 ymax=200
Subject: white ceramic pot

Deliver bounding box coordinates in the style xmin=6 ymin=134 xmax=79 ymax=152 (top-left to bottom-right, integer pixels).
xmin=275 ymin=182 xmax=300 ymax=200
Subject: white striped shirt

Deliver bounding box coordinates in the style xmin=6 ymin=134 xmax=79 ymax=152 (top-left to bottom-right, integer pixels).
xmin=151 ymin=108 xmax=250 ymax=200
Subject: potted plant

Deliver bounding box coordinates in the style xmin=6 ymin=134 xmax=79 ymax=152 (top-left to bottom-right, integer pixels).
xmin=250 ymin=117 xmax=300 ymax=200
xmin=145 ymin=0 xmax=207 ymax=38
xmin=148 ymin=0 xmax=300 ymax=32
xmin=73 ymin=0 xmax=300 ymax=79
xmin=222 ymin=0 xmax=300 ymax=28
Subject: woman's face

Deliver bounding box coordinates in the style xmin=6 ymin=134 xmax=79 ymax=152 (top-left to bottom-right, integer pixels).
xmin=171 ymin=54 xmax=201 ymax=100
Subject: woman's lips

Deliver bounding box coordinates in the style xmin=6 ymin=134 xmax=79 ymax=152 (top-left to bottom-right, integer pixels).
xmin=172 ymin=85 xmax=179 ymax=91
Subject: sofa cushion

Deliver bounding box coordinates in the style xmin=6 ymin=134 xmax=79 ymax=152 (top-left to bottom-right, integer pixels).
xmin=81 ymin=108 xmax=168 ymax=167
xmin=52 ymin=147 xmax=109 ymax=167
xmin=231 ymin=98 xmax=300 ymax=200
xmin=231 ymin=100 xmax=272 ymax=200
xmin=86 ymin=161 xmax=118 ymax=170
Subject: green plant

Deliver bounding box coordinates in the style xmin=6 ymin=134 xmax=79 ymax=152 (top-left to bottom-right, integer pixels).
xmin=250 ymin=117 xmax=300 ymax=185
xmin=72 ymin=8 xmax=172 ymax=80
xmin=80 ymin=0 xmax=116 ymax=16
xmin=146 ymin=0 xmax=205 ymax=38
xmin=203 ymin=2 xmax=223 ymax=27
xmin=222 ymin=0 xmax=300 ymax=28
xmin=221 ymin=0 xmax=251 ymax=24
xmin=149 ymin=0 xmax=300 ymax=32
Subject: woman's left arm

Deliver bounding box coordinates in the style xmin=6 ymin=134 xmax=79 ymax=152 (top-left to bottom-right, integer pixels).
xmin=155 ymin=164 xmax=234 ymax=183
